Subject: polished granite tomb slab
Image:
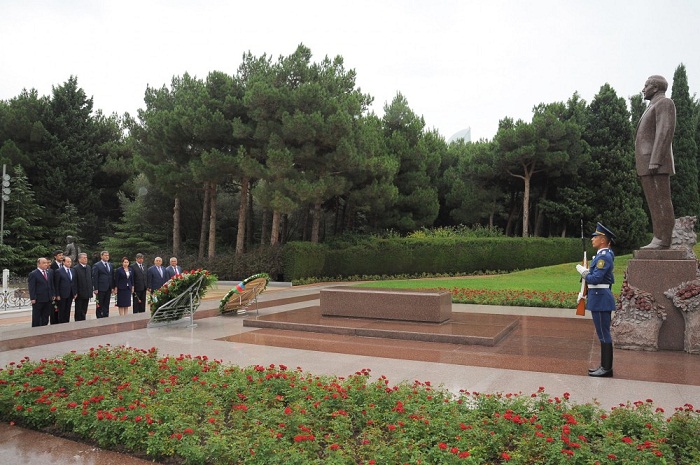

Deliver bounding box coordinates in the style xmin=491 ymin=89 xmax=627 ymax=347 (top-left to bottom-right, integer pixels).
xmin=320 ymin=286 xmax=452 ymax=323
xmin=242 ymin=305 xmax=518 ymax=345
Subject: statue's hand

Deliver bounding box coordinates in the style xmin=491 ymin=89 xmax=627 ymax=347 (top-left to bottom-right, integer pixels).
xmin=648 ymin=163 xmax=660 ymax=174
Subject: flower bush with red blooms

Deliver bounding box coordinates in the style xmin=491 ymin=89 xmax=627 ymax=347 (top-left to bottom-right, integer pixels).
xmin=433 ymin=287 xmax=579 ymax=309
xmin=1 ymin=346 xmax=699 ymax=464
xmin=149 ymin=269 xmax=217 ymax=316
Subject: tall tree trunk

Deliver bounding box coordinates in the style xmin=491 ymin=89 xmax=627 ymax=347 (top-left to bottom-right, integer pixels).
xmin=172 ymin=195 xmax=181 ymax=257
xmin=270 ymin=210 xmax=281 ymax=246
xmin=522 ymin=175 xmax=531 ymax=237
xmin=280 ymin=214 xmax=288 ymax=245
xmin=311 ymin=201 xmax=322 ymax=243
xmin=301 ymin=207 xmax=309 ymax=241
xmin=198 ymin=181 xmax=211 ymax=260
xmin=261 ymin=209 xmax=270 ymax=245
xmin=534 ymin=184 xmax=548 ymax=237
xmin=246 ymin=186 xmax=254 ymax=250
xmin=505 ymin=193 xmax=517 ymax=236
xmin=235 ymin=177 xmax=249 ymax=255
xmin=207 ymin=183 xmax=217 ymax=258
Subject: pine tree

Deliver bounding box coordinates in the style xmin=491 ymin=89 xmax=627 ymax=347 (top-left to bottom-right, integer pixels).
xmin=380 ymin=93 xmax=439 ymax=231
xmin=0 ymin=165 xmax=51 ymax=274
xmin=670 ymin=64 xmax=700 ymax=217
xmin=584 ymin=84 xmax=647 ymax=250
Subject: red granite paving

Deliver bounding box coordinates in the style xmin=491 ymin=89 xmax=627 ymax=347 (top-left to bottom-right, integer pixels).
xmin=224 ymin=308 xmax=700 ymax=385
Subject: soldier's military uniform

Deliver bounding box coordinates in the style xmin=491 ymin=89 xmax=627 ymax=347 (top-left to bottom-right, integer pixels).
xmin=577 ymin=222 xmax=616 ymax=377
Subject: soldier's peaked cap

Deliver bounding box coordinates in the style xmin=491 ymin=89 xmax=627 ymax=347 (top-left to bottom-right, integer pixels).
xmin=591 ymin=222 xmax=616 ymax=244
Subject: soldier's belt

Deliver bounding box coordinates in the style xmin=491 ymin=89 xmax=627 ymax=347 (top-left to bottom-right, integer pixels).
xmin=588 ymin=284 xmax=611 ymax=289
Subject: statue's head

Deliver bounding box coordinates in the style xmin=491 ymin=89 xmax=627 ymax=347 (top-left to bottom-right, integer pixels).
xmin=647 ymin=75 xmax=668 ymax=92
xmin=66 ymin=235 xmax=74 ymax=243
xmin=643 ymin=75 xmax=668 ymax=100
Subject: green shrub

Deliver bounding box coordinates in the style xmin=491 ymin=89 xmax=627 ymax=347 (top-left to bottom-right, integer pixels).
xmin=283 ymin=237 xmax=582 ymax=281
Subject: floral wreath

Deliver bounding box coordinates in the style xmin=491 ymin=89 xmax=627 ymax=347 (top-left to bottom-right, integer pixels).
xmin=219 ymin=273 xmax=270 ymax=314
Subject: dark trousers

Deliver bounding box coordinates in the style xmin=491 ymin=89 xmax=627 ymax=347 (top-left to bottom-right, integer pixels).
xmin=57 ymin=296 xmax=73 ymax=323
xmin=96 ymin=291 xmax=111 ymax=318
xmin=592 ymin=311 xmax=612 ymax=343
xmin=132 ymin=290 xmax=147 ymax=313
xmin=32 ymin=301 xmax=52 ymax=327
xmin=49 ymin=301 xmax=59 ymax=325
xmin=74 ymin=297 xmax=89 ymax=321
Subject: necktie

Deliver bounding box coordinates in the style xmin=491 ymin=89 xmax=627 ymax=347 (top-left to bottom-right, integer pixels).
xmin=67 ymin=269 xmax=72 ymax=281
xmin=42 ymin=270 xmax=47 ymax=280
xmin=158 ymin=267 xmax=163 ymax=277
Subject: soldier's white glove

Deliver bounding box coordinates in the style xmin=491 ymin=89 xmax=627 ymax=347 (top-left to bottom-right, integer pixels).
xmin=577 ymin=292 xmax=585 ymax=302
xmin=575 ymin=264 xmax=589 ymax=278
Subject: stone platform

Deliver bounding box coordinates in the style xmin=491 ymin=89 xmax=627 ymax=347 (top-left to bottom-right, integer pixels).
xmin=242 ymin=306 xmax=518 ymax=346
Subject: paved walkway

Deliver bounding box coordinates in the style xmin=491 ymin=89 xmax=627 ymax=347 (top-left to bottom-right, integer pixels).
xmin=1 ymin=283 xmax=699 ymax=464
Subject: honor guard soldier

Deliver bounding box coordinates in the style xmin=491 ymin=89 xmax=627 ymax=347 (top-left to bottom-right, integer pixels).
xmin=576 ymin=222 xmax=616 ymax=377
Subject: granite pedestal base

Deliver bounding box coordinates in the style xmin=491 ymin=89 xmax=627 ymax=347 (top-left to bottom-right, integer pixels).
xmin=627 ymin=249 xmax=697 ymax=351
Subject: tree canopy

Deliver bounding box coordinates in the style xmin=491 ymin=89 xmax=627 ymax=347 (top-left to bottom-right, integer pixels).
xmin=1 ymin=52 xmax=699 ymax=268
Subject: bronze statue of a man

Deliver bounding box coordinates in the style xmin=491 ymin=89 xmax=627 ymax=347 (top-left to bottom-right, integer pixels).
xmin=64 ymin=235 xmax=80 ymax=263
xmin=635 ymin=75 xmax=676 ymax=249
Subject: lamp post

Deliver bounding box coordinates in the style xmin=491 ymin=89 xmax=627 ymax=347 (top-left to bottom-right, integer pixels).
xmin=1 ymin=164 xmax=10 ymax=245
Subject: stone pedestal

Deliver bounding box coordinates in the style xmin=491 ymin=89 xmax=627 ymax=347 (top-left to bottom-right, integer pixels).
xmin=627 ymin=249 xmax=696 ymax=350
xmin=682 ymin=311 xmax=700 ymax=354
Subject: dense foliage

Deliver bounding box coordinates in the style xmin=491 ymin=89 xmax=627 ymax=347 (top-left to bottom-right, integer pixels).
xmin=1 ymin=49 xmax=699 ymax=269
xmin=1 ymin=346 xmax=698 ymax=464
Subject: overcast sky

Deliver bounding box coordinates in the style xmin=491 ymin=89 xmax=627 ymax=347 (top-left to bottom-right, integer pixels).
xmin=2 ymin=0 xmax=699 ymax=141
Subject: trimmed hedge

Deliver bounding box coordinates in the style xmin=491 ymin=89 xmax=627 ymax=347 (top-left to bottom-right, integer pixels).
xmin=283 ymin=237 xmax=583 ymax=281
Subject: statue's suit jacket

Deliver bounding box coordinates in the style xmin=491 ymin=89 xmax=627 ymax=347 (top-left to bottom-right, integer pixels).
xmin=635 ymin=93 xmax=676 ymax=176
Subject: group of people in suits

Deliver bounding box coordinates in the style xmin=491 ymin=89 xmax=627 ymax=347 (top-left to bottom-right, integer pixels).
xmin=28 ymin=250 xmax=182 ymax=327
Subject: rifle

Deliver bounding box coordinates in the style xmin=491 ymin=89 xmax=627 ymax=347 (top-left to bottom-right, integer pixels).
xmin=576 ymin=218 xmax=587 ymax=316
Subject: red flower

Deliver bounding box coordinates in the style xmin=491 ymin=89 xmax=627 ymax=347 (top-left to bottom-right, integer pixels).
xmin=438 ymin=442 xmax=447 ymax=450
xmin=501 ymin=452 xmax=511 ymax=460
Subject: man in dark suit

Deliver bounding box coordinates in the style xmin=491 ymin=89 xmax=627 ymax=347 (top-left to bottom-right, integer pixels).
xmin=92 ymin=250 xmax=114 ymax=318
xmin=132 ymin=253 xmax=147 ymax=313
xmin=147 ymin=256 xmax=167 ymax=295
xmin=28 ymin=257 xmax=55 ymax=327
xmin=635 ymin=74 xmax=676 ymax=250
xmin=166 ymin=257 xmax=182 ymax=279
xmin=50 ymin=250 xmax=64 ymax=271
xmin=54 ymin=256 xmax=77 ymax=323
xmin=73 ymin=252 xmax=93 ymax=321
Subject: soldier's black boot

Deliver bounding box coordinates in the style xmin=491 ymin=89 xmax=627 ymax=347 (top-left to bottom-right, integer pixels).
xmin=588 ymin=343 xmax=603 ymax=373
xmin=589 ymin=343 xmax=613 ymax=377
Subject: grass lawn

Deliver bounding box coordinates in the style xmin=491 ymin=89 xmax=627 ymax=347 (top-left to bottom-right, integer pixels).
xmin=354 ymin=254 xmax=632 ymax=294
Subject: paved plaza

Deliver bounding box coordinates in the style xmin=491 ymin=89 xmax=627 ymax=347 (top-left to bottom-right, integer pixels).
xmin=1 ymin=282 xmax=699 ymax=464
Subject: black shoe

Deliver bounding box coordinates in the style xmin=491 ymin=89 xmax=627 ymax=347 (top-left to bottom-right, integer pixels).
xmin=589 ymin=343 xmax=613 ymax=377
xmin=588 ymin=366 xmax=602 ymax=374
